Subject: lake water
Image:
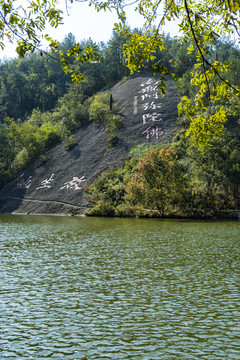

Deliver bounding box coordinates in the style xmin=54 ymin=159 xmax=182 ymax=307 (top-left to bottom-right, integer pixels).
xmin=0 ymin=215 xmax=240 ymax=359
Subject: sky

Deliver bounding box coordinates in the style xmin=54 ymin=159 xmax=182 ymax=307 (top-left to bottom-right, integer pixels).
xmin=0 ymin=0 xmax=179 ymax=60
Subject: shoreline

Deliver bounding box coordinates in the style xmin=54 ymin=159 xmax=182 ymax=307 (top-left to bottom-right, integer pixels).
xmin=0 ymin=209 xmax=239 ymax=221
xmin=1 ymin=197 xmax=239 ymax=220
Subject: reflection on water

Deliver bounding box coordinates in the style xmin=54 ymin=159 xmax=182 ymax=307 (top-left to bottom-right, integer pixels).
xmin=0 ymin=215 xmax=240 ymax=359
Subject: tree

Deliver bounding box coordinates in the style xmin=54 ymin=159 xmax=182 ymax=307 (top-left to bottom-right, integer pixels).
xmin=101 ymin=31 xmax=130 ymax=84
xmin=222 ymin=148 xmax=240 ymax=208
xmin=0 ymin=123 xmax=12 ymax=185
xmin=0 ymin=52 xmax=71 ymax=120
xmin=1 ymin=0 xmax=240 ymax=145
xmin=101 ymin=0 xmax=240 ymax=146
xmin=113 ymin=0 xmax=240 ymax=146
xmin=125 ymin=147 xmax=186 ymax=216
xmin=0 ymin=0 xmax=62 ymax=55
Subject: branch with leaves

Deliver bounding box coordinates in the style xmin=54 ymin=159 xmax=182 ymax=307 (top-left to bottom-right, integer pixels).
xmin=1 ymin=0 xmax=240 ymax=146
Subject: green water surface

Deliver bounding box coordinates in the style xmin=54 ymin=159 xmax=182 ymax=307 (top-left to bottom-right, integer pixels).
xmin=0 ymin=215 xmax=239 ymax=359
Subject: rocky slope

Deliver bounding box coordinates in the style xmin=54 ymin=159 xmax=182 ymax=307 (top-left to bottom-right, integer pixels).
xmin=0 ymin=74 xmax=180 ymax=215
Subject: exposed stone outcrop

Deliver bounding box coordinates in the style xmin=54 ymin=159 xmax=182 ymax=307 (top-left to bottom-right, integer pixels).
xmin=0 ymin=75 xmax=180 ymax=215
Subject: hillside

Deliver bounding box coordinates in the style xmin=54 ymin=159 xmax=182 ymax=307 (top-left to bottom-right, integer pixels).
xmin=0 ymin=75 xmax=180 ymax=215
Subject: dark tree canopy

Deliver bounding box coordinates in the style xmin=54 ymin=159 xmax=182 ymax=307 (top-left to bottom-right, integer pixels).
xmin=1 ymin=0 xmax=240 ymax=145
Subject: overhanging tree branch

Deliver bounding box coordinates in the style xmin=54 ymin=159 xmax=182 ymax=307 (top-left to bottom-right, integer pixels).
xmin=184 ymin=0 xmax=240 ymax=94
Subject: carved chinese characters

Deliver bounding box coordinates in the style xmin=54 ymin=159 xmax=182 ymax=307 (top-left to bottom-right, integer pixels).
xmin=16 ymin=174 xmax=86 ymax=192
xmin=142 ymin=126 xmax=164 ymax=140
xmin=16 ymin=176 xmax=32 ymax=189
xmin=36 ymin=173 xmax=55 ymax=190
xmin=136 ymin=78 xmax=164 ymax=140
xmin=60 ymin=176 xmax=85 ymax=191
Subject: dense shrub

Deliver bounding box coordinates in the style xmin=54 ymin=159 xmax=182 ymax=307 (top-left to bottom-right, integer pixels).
xmin=86 ymin=137 xmax=240 ymax=218
xmin=89 ymin=92 xmax=122 ymax=145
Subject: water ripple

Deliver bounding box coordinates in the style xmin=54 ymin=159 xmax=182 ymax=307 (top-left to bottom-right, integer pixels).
xmin=0 ymin=216 xmax=240 ymax=359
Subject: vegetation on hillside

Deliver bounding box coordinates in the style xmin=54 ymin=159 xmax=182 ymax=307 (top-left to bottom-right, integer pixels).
xmin=2 ymin=0 xmax=240 ymax=144
xmin=86 ymin=130 xmax=240 ymax=218
xmin=0 ymin=30 xmax=176 ymax=186
xmin=0 ymin=30 xmax=239 ymax=217
xmin=0 ymin=32 xmax=129 ymax=187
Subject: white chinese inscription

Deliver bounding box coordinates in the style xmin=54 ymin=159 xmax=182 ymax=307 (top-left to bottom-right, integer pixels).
xmin=60 ymin=176 xmax=85 ymax=191
xmin=14 ymin=173 xmax=87 ymax=192
xmin=16 ymin=176 xmax=32 ymax=189
xmin=141 ymin=92 xmax=158 ymax=101
xmin=142 ymin=112 xmax=163 ymax=124
xmin=36 ymin=173 xmax=55 ymax=190
xmin=139 ymin=85 xmax=155 ymax=93
xmin=142 ymin=126 xmax=164 ymax=140
xmin=142 ymin=101 xmax=161 ymax=111
xmin=141 ymin=78 xmax=158 ymax=86
xmin=135 ymin=78 xmax=165 ymax=140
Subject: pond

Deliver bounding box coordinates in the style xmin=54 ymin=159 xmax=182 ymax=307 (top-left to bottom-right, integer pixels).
xmin=0 ymin=215 xmax=240 ymax=359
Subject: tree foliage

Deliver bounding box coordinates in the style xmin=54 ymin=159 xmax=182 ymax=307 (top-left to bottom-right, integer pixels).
xmin=0 ymin=0 xmax=63 ymax=55
xmin=1 ymin=0 xmax=240 ymax=144
xmin=111 ymin=0 xmax=240 ymax=146
xmin=87 ymin=133 xmax=240 ymax=218
xmin=125 ymin=148 xmax=186 ymax=216
xmin=0 ymin=32 xmax=131 ymax=187
xmin=1 ymin=1 xmax=240 ymax=214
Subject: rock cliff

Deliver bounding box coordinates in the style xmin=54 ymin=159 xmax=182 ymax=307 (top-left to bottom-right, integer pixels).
xmin=0 ymin=74 xmax=180 ymax=215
